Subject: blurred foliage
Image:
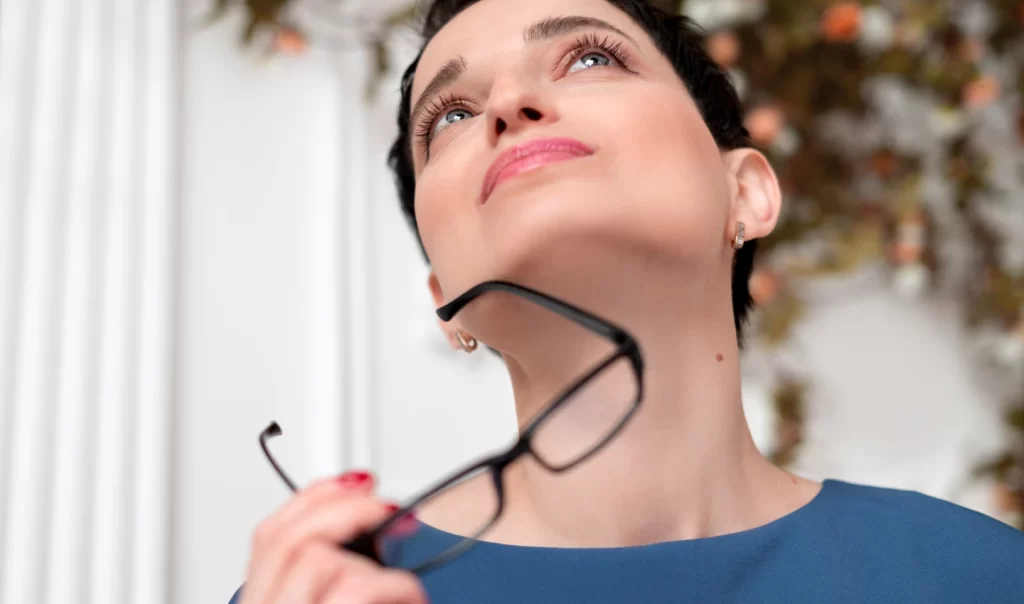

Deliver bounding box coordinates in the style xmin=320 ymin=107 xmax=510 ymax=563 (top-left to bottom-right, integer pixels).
xmin=769 ymin=379 xmax=808 ymax=467
xmin=212 ymin=0 xmax=1024 ymax=526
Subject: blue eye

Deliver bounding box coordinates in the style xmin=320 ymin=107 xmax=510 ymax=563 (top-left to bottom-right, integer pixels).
xmin=568 ymin=51 xmax=612 ymax=74
xmin=433 ymin=108 xmax=473 ymax=136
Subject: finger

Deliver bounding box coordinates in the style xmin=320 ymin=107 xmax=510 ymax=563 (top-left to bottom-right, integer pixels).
xmin=256 ymin=542 xmax=342 ymax=604
xmin=249 ymin=472 xmax=374 ymax=571
xmin=246 ymin=496 xmax=397 ymax=601
xmin=264 ymin=541 xmax=379 ymax=604
xmin=272 ymin=471 xmax=376 ymax=539
xmin=324 ymin=568 xmax=428 ymax=604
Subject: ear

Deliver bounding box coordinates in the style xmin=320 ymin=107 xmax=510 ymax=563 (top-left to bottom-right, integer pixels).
xmin=428 ymin=272 xmax=465 ymax=351
xmin=721 ymin=148 xmax=781 ymax=245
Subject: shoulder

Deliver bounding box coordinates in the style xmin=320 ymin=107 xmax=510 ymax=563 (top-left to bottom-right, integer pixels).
xmin=819 ymin=479 xmax=1024 ymax=593
xmin=822 ymin=479 xmax=1022 ymax=542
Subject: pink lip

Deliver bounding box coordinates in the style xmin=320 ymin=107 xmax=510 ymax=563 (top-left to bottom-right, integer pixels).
xmin=481 ymin=137 xmax=595 ymax=203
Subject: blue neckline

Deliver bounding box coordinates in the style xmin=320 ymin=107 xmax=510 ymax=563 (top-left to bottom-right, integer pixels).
xmin=414 ymin=478 xmax=836 ymax=555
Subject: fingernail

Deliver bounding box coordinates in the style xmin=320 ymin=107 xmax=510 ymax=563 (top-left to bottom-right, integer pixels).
xmin=337 ymin=470 xmax=373 ymax=489
xmin=385 ymin=505 xmax=415 ymax=524
xmin=384 ymin=507 xmax=419 ymax=536
xmin=397 ymin=512 xmax=419 ymax=530
xmin=384 ymin=503 xmax=418 ymax=523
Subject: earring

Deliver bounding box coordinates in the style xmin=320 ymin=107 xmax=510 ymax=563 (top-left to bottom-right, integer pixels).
xmin=455 ymin=330 xmax=478 ymax=353
xmin=733 ymin=221 xmax=746 ymax=250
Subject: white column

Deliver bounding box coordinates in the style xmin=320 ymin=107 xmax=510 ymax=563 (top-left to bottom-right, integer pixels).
xmin=0 ymin=0 xmax=36 ymax=583
xmin=0 ymin=0 xmax=179 ymax=602
xmin=132 ymin=0 xmax=178 ymax=602
xmin=306 ymin=45 xmax=380 ymax=479
xmin=88 ymin=0 xmax=141 ymax=599
xmin=306 ymin=55 xmax=344 ymax=480
xmin=1 ymin=1 xmax=76 ymax=602
xmin=335 ymin=49 xmax=378 ymax=473
xmin=44 ymin=0 xmax=105 ymax=601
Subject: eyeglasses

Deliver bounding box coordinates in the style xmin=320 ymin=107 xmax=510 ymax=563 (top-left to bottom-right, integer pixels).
xmin=260 ymin=280 xmax=644 ymax=575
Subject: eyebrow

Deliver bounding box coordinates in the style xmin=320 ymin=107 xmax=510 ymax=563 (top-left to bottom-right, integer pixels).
xmin=523 ymin=16 xmax=637 ymax=46
xmin=410 ymin=56 xmax=468 ymax=134
xmin=409 ymin=15 xmax=639 ymax=133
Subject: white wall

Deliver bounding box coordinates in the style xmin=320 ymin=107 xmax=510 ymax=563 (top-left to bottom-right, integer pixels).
xmin=175 ymin=8 xmax=520 ymax=602
xmin=177 ymin=12 xmax=334 ymax=603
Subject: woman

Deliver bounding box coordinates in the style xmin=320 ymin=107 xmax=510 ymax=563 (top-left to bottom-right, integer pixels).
xmin=232 ymin=0 xmax=1024 ymax=602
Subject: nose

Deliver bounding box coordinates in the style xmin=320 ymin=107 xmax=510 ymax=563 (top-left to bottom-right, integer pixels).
xmin=485 ymin=72 xmax=558 ymax=146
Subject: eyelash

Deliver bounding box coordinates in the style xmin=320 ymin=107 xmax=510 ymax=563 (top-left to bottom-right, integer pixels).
xmin=413 ymin=92 xmax=472 ymax=149
xmin=565 ymin=32 xmax=631 ymax=72
xmin=413 ymin=32 xmax=633 ymax=150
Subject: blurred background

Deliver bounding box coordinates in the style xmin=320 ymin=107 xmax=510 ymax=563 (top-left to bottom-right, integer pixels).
xmin=0 ymin=0 xmax=1022 ymax=602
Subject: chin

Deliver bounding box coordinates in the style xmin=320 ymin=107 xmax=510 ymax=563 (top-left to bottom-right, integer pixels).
xmin=487 ymin=227 xmax=642 ymax=298
xmin=434 ymin=179 xmax=719 ymax=299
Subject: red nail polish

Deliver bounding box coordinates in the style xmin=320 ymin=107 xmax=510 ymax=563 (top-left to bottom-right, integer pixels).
xmin=337 ymin=470 xmax=373 ymax=489
xmin=385 ymin=508 xmax=419 ymax=536
xmin=398 ymin=512 xmax=418 ymax=527
xmin=384 ymin=503 xmax=401 ymax=514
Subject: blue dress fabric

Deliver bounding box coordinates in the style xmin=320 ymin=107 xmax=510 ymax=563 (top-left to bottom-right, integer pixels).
xmin=229 ymin=479 xmax=1024 ymax=602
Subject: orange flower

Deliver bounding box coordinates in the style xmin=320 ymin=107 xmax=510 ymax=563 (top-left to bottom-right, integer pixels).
xmin=821 ymin=2 xmax=862 ymax=43
xmin=893 ymin=21 xmax=925 ymax=49
xmin=958 ymin=38 xmax=985 ymax=63
xmin=870 ymin=150 xmax=898 ymax=178
xmin=274 ymin=28 xmax=307 ymax=55
xmin=706 ymin=31 xmax=741 ymax=67
xmin=750 ymin=270 xmax=781 ymax=306
xmin=993 ymin=482 xmax=1022 ymax=514
xmin=962 ymin=76 xmax=1001 ymax=108
xmin=902 ymin=207 xmax=926 ymax=226
xmin=745 ymin=105 xmax=785 ymax=146
xmin=888 ymin=241 xmax=923 ymax=264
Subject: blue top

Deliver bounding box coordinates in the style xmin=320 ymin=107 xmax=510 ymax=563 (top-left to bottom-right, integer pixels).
xmin=230 ymin=479 xmax=1024 ymax=602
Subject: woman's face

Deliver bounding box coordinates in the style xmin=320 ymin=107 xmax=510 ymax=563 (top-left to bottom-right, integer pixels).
xmin=411 ymin=0 xmax=762 ymax=335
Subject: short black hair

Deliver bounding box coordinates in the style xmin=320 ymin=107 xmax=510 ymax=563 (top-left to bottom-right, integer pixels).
xmin=387 ymin=0 xmax=759 ymax=344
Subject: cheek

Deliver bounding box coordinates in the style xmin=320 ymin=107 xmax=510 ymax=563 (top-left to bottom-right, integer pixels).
xmin=413 ymin=156 xmax=486 ymax=287
xmin=597 ymin=86 xmax=732 ymax=254
xmin=414 ymin=171 xmax=458 ymax=257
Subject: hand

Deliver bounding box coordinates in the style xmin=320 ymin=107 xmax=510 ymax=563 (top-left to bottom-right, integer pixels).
xmin=240 ymin=471 xmax=427 ymax=604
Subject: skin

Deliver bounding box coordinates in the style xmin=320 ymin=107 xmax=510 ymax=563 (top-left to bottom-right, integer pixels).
xmin=239 ymin=476 xmax=427 ymax=604
xmin=241 ymin=0 xmax=820 ymax=601
xmin=415 ymin=0 xmax=820 ymax=547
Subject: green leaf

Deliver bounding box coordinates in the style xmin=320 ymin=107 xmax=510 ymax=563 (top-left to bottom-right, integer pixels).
xmin=1007 ymin=407 xmax=1024 ymax=432
xmin=241 ymin=14 xmax=261 ymax=45
xmin=972 ymin=452 xmax=1016 ymax=480
xmin=364 ymin=37 xmax=390 ymax=103
xmin=197 ymin=0 xmax=236 ymax=29
xmin=383 ymin=4 xmax=418 ymax=28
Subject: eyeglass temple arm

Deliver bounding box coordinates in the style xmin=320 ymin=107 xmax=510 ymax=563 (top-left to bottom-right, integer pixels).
xmin=436 ymin=280 xmax=630 ymax=343
xmin=260 ymin=422 xmax=299 ymax=492
xmin=261 ymin=422 xmax=389 ymax=565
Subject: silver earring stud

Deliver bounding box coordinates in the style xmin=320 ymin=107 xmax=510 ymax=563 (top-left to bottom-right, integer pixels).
xmin=455 ymin=330 xmax=478 ymax=353
xmin=733 ymin=221 xmax=746 ymax=249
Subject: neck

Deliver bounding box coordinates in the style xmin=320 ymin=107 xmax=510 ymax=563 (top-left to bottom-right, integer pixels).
xmin=486 ymin=271 xmax=818 ymax=547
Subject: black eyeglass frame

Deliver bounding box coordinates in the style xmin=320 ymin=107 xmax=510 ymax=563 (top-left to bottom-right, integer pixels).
xmin=259 ymin=280 xmax=645 ymax=575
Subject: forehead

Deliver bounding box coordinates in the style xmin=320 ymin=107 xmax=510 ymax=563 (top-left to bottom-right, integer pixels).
xmin=412 ymin=0 xmax=641 ymax=99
